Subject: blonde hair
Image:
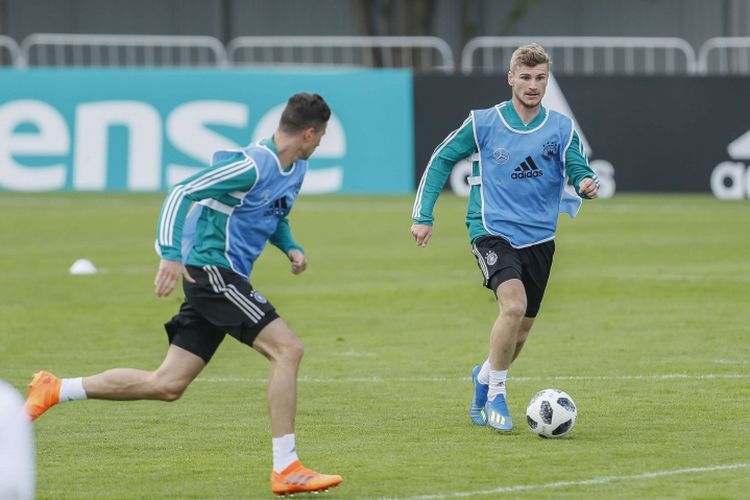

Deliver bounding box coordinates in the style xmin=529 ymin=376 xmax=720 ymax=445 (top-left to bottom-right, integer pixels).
xmin=509 ymin=43 xmax=551 ymax=72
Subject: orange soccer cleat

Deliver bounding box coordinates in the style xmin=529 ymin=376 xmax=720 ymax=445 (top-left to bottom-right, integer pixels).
xmin=271 ymin=460 xmax=343 ymax=496
xmin=24 ymin=371 xmax=61 ymax=421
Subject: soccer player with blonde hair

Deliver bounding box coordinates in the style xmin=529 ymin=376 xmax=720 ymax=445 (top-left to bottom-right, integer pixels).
xmin=412 ymin=43 xmax=599 ymax=431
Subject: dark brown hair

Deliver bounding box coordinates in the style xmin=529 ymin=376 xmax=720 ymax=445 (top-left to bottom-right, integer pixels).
xmin=279 ymin=93 xmax=331 ymax=132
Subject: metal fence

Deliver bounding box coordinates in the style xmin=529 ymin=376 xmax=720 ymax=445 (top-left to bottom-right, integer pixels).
xmin=697 ymin=37 xmax=750 ymax=74
xmin=18 ymin=34 xmax=227 ymax=68
xmin=227 ymin=36 xmax=455 ymax=73
xmin=461 ymin=37 xmax=697 ymax=75
xmin=0 ymin=35 xmax=20 ymax=67
xmin=4 ymin=33 xmax=750 ymax=75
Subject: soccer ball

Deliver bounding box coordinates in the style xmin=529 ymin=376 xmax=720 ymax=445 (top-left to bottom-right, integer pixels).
xmin=525 ymin=388 xmax=577 ymax=438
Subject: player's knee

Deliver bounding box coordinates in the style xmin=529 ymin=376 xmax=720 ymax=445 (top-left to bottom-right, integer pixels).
xmin=160 ymin=383 xmax=186 ymax=402
xmin=501 ymin=300 xmax=527 ymax=320
xmin=282 ymin=337 xmax=305 ymax=365
xmin=151 ymin=375 xmax=187 ymax=402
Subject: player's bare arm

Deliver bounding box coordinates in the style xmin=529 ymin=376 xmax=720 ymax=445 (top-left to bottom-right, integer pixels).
xmin=579 ymin=177 xmax=599 ymax=199
xmin=411 ymin=223 xmax=433 ymax=247
xmin=154 ymin=259 xmax=195 ymax=297
xmin=288 ymin=249 xmax=307 ymax=275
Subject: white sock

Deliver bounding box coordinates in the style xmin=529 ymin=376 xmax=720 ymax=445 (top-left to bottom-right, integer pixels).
xmin=59 ymin=378 xmax=88 ymax=403
xmin=477 ymin=359 xmax=491 ymax=385
xmin=272 ymin=433 xmax=299 ymax=472
xmin=487 ymin=369 xmax=508 ymax=401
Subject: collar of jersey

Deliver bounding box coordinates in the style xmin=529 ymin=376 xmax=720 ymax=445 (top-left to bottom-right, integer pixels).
xmin=500 ymin=102 xmax=547 ymax=131
xmin=260 ymin=136 xmax=295 ymax=173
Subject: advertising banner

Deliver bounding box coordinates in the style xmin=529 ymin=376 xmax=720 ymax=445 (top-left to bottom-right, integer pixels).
xmin=0 ymin=68 xmax=414 ymax=194
xmin=414 ymin=75 xmax=750 ymax=198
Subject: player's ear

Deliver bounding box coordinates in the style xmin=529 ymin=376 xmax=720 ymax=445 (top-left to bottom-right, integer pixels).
xmin=302 ymin=127 xmax=315 ymax=141
xmin=507 ymin=70 xmax=513 ymax=86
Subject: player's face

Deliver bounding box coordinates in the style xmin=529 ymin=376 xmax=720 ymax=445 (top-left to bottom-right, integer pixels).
xmin=508 ymin=63 xmax=549 ymax=109
xmin=300 ymin=124 xmax=327 ymax=160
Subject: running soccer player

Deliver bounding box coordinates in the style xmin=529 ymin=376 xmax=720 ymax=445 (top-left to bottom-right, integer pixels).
xmin=411 ymin=43 xmax=599 ymax=432
xmin=24 ymin=93 xmax=343 ymax=495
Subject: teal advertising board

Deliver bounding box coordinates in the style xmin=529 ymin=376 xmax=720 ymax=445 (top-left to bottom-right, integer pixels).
xmin=0 ymin=69 xmax=413 ymax=194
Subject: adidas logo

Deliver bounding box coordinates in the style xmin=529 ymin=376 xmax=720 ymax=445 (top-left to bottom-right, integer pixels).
xmin=264 ymin=196 xmax=291 ymax=216
xmin=711 ymin=128 xmax=750 ymax=199
xmin=510 ymin=156 xmax=544 ymax=180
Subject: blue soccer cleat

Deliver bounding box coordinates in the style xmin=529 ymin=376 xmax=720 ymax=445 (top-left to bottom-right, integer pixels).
xmin=470 ymin=364 xmax=488 ymax=426
xmin=484 ymin=393 xmax=514 ymax=431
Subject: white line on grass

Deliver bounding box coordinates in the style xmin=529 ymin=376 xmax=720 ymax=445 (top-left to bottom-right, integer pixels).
xmin=616 ymin=273 xmax=750 ymax=282
xmin=332 ymin=351 xmax=378 ymax=357
xmin=713 ymin=359 xmax=750 ymax=366
xmin=391 ymin=463 xmax=750 ymax=499
xmin=194 ymin=373 xmax=749 ymax=384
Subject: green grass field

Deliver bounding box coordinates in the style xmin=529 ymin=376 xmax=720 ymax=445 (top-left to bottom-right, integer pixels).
xmin=2 ymin=192 xmax=749 ymax=499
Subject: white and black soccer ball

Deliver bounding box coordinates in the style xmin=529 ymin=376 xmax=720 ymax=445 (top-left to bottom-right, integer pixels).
xmin=525 ymin=388 xmax=577 ymax=438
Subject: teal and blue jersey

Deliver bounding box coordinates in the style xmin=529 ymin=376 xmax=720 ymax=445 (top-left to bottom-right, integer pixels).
xmin=156 ymin=138 xmax=305 ymax=279
xmin=412 ymin=102 xmax=599 ymax=247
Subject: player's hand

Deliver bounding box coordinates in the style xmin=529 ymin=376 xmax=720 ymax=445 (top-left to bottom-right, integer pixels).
xmin=154 ymin=259 xmax=194 ymax=297
xmin=411 ymin=223 xmax=433 ymax=247
xmin=579 ymin=177 xmax=599 ymax=199
xmin=288 ymin=249 xmax=307 ymax=275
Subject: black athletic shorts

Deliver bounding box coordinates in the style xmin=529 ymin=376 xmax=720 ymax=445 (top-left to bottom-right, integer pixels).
xmin=164 ymin=265 xmax=279 ymax=363
xmin=471 ymin=235 xmax=555 ymax=318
